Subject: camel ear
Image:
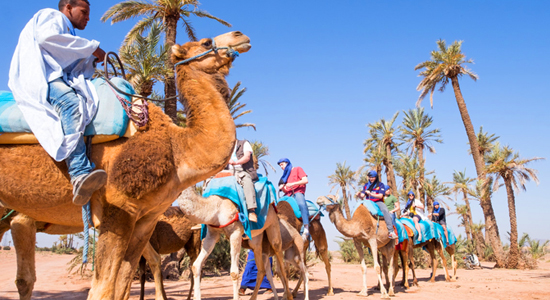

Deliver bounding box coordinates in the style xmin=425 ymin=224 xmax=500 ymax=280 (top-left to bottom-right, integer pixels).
xmin=171 ymin=44 xmax=187 ymax=64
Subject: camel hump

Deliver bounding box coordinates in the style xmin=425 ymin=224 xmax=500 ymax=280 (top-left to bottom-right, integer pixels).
xmin=276 ymin=201 xmax=300 ymax=230
xmin=0 ymin=78 xmax=133 ymax=145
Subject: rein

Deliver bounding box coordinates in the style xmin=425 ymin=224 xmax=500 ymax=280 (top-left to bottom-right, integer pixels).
xmin=174 ymin=38 xmax=239 ymax=67
xmin=209 ymin=213 xmax=240 ymax=229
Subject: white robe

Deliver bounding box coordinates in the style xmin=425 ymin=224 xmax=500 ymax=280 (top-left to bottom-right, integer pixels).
xmin=8 ymin=8 xmax=100 ymax=161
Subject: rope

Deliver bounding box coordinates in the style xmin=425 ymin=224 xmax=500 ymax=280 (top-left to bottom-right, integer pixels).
xmin=209 ymin=213 xmax=240 ymax=229
xmin=376 ymin=215 xmax=380 ymax=235
xmin=1 ymin=209 xmax=14 ymax=221
xmin=81 ymin=202 xmax=93 ymax=264
xmin=103 ymin=79 xmax=149 ymax=128
xmin=173 ymin=38 xmax=239 ymax=67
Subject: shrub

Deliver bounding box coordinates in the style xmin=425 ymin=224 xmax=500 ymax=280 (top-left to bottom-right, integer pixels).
xmin=335 ymin=237 xmax=373 ymax=265
xmin=202 ymin=234 xmax=247 ymax=276
xmin=2 ymin=246 xmax=11 ymax=250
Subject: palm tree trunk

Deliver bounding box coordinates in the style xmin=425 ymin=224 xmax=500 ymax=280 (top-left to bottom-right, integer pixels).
xmin=385 ymin=144 xmax=397 ymax=191
xmin=451 ymin=76 xmax=505 ymax=267
xmin=418 ymin=146 xmax=426 ymax=207
xmin=164 ymin=15 xmax=178 ymax=122
xmin=342 ymin=185 xmax=352 ymax=220
xmin=504 ymin=178 xmax=519 ymax=268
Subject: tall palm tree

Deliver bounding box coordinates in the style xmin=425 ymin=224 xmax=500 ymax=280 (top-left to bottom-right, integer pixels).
xmin=364 ymin=112 xmax=400 ymax=191
xmin=454 ymin=203 xmax=472 ymax=241
xmin=250 ymin=141 xmax=275 ymax=176
xmin=119 ymin=21 xmax=170 ymax=98
xmin=393 ymin=153 xmax=428 ymax=196
xmin=448 ymin=170 xmax=475 ymax=241
xmin=469 ymin=126 xmax=499 ymax=157
xmin=363 ymin=145 xmax=385 ymax=178
xmin=227 ymin=82 xmax=255 ymax=130
xmin=415 ymin=39 xmax=505 ymax=267
xmin=484 ymin=143 xmax=544 ymax=268
xmin=328 ymin=162 xmax=357 ymax=220
xmin=400 ymin=107 xmax=442 ymax=205
xmin=101 ymin=0 xmax=231 ymax=122
xmin=423 ymin=175 xmax=451 ymax=212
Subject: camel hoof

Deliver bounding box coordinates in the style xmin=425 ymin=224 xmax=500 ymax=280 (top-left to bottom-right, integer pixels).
xmin=388 ymin=289 xmax=395 ymax=297
xmin=429 ymin=279 xmax=435 ymax=283
xmin=357 ymin=290 xmax=368 ymax=297
xmin=327 ymin=290 xmax=335 ymax=296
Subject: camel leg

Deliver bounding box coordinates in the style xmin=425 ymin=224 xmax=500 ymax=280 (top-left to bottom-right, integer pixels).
xmin=425 ymin=243 xmax=438 ymax=283
xmin=369 ymin=238 xmax=389 ymax=299
xmin=319 ymin=246 xmax=334 ymax=296
xmin=435 ymin=242 xmax=451 ymax=282
xmin=139 ymin=257 xmax=147 ymax=300
xmin=382 ymin=243 xmax=395 ymax=297
xmin=408 ymin=242 xmax=418 ymax=287
xmin=265 ymin=216 xmax=292 ymax=300
xmin=311 ymin=221 xmax=333 ymax=296
xmin=288 ymin=249 xmax=302 ymax=298
xmin=263 ymin=254 xmax=279 ymax=300
xmin=228 ymin=226 xmax=243 ymax=300
xmin=192 ymin=228 xmax=220 ymax=300
xmin=354 ymin=239 xmax=368 ymax=296
xmin=446 ymin=245 xmax=457 ymax=281
xmin=142 ymin=242 xmax=168 ymax=300
xmin=248 ymin=235 xmax=266 ymax=300
xmin=397 ymin=249 xmax=409 ymax=289
xmin=11 ymin=214 xmax=37 ymax=300
xmin=184 ymin=231 xmax=202 ymax=300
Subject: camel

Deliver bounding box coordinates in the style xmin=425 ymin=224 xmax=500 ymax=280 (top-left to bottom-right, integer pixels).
xmin=317 ymin=195 xmax=395 ymax=299
xmin=0 ymin=207 xmax=201 ymax=300
xmin=398 ymin=218 xmax=457 ymax=283
xmin=177 ymin=186 xmax=293 ymax=300
xmin=276 ymin=199 xmax=334 ymax=296
xmin=0 ymin=31 xmax=251 ymax=300
xmin=138 ymin=206 xmax=202 ymax=300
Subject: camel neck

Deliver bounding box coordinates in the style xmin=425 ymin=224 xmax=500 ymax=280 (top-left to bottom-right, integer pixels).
xmin=171 ymin=68 xmax=236 ymax=187
xmin=177 ymin=187 xmax=223 ymax=225
xmin=328 ymin=205 xmax=363 ymax=238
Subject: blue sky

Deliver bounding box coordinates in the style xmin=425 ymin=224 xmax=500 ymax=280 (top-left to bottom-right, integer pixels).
xmin=1 ymin=1 xmax=549 ymax=251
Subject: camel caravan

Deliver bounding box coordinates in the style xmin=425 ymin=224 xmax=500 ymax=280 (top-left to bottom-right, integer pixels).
xmin=0 ymin=16 xmax=459 ymax=300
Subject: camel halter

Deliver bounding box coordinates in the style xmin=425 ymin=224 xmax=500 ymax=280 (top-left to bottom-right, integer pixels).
xmin=173 ymin=38 xmax=240 ymax=67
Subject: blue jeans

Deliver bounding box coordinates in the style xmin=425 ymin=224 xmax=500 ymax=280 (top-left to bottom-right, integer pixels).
xmin=47 ymin=78 xmax=93 ymax=181
xmin=293 ymin=192 xmax=309 ymax=226
xmin=375 ymin=201 xmax=395 ymax=233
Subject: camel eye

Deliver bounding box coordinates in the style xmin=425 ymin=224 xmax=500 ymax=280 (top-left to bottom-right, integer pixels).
xmin=202 ymin=39 xmax=212 ymax=48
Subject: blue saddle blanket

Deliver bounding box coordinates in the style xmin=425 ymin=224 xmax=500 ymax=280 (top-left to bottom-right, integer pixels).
xmin=394 ymin=218 xmax=408 ymax=244
xmin=399 ymin=217 xmax=436 ymax=245
xmin=202 ymin=174 xmax=276 ymax=239
xmin=0 ymin=77 xmax=131 ymax=136
xmin=356 ymin=200 xmax=384 ymax=218
xmin=277 ymin=196 xmax=323 ymax=220
xmin=433 ymin=222 xmax=457 ymax=246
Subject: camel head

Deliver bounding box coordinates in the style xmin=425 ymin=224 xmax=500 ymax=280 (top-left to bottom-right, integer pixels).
xmin=171 ymin=31 xmax=251 ymax=75
xmin=316 ymin=195 xmax=339 ymax=212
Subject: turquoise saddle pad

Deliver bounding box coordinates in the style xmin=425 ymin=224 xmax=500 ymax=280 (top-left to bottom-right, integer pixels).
xmin=202 ymin=174 xmax=277 ymax=239
xmin=277 ymin=196 xmax=322 ymax=220
xmin=0 ymin=77 xmax=131 ymax=136
xmin=394 ymin=218 xmax=408 ymax=244
xmin=433 ymin=222 xmax=457 ymax=246
xmin=399 ymin=217 xmax=436 ymax=245
xmin=357 ymin=200 xmax=384 ymax=218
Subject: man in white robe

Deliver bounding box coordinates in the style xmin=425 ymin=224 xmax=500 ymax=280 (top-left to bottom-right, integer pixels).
xmin=8 ymin=0 xmax=107 ymax=206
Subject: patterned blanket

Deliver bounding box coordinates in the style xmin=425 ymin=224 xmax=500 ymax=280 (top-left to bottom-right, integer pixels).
xmin=202 ymin=174 xmax=277 ymax=239
xmin=433 ymin=222 xmax=457 ymax=246
xmin=399 ymin=217 xmax=437 ymax=245
xmin=0 ymin=77 xmax=131 ymax=137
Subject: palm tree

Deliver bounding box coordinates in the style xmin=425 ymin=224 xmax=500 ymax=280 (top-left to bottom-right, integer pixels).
xmin=250 ymin=141 xmax=275 ymax=176
xmin=364 ymin=112 xmax=400 ymax=191
xmin=227 ymin=82 xmax=255 ymax=130
xmin=448 ymin=170 xmax=475 ymax=241
xmin=101 ymin=0 xmax=231 ymax=122
xmin=484 ymin=143 xmax=544 ymax=268
xmin=328 ymin=162 xmax=357 ymax=220
xmin=454 ymin=203 xmax=472 ymax=241
xmin=393 ymin=153 xmax=429 ymax=197
xmin=363 ymin=146 xmax=385 ymax=178
xmin=119 ymin=21 xmax=170 ymax=98
xmin=415 ymin=39 xmax=505 ymax=266
xmin=469 ymin=126 xmax=499 ymax=157
xmin=423 ymin=175 xmax=451 ymax=212
xmin=400 ymin=107 xmax=442 ymax=205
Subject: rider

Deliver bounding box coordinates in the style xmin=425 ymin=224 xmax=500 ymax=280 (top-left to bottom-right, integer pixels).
xmin=429 ymin=201 xmax=449 ymax=244
xmin=402 ymin=191 xmax=424 ymax=242
xmin=228 ymin=139 xmax=259 ymax=222
xmin=355 ymin=171 xmax=398 ymax=239
xmin=8 ymin=0 xmax=107 ymax=206
xmin=383 ymin=185 xmax=400 ymax=226
xmin=277 ymin=158 xmax=310 ymax=241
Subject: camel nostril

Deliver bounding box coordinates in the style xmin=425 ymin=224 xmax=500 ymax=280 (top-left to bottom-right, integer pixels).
xmin=233 ymin=31 xmax=242 ymax=36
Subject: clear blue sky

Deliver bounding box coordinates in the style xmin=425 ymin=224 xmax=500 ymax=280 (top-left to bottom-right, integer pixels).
xmin=1 ymin=1 xmax=548 ymax=251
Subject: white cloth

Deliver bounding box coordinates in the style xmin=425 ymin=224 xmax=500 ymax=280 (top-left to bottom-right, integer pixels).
xmin=8 ymin=8 xmax=100 ymax=161
xmin=229 ymin=140 xmax=253 ymax=169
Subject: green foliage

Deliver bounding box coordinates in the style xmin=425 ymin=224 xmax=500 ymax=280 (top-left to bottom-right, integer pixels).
xmin=2 ymin=246 xmax=11 ymax=250
xmin=519 ymin=233 xmax=549 ymax=260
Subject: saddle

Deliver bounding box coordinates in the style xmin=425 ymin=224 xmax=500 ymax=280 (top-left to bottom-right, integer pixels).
xmin=0 ymin=77 xmax=140 ymax=145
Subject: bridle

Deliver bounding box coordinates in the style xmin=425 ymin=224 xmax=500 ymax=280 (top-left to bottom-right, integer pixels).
xmin=174 ymin=38 xmax=240 ymax=67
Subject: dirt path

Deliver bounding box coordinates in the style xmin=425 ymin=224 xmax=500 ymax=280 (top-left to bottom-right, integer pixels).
xmin=1 ymin=249 xmax=549 ymax=299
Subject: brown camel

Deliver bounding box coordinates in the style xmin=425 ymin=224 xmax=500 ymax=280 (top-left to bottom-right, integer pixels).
xmin=0 ymin=31 xmax=251 ymax=300
xmin=139 ymin=206 xmax=202 ymax=300
xmin=0 ymin=207 xmax=201 ymax=300
xmin=398 ymin=218 xmax=457 ymax=283
xmin=276 ymin=200 xmax=334 ymax=296
xmin=177 ymin=186 xmax=293 ymax=300
xmin=316 ymin=195 xmax=395 ymax=299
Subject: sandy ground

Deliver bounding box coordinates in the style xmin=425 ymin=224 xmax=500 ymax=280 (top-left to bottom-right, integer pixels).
xmin=1 ymin=249 xmax=549 ymax=300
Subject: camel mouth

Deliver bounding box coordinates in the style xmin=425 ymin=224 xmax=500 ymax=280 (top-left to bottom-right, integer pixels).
xmin=231 ymin=42 xmax=251 ymax=54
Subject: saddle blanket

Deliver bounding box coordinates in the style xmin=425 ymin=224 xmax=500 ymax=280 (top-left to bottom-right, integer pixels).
xmin=399 ymin=217 xmax=436 ymax=245
xmin=0 ymin=77 xmax=132 ymax=143
xmin=277 ymin=196 xmax=323 ymax=221
xmin=356 ymin=200 xmax=384 ymax=218
xmin=394 ymin=218 xmax=408 ymax=244
xmin=433 ymin=222 xmax=457 ymax=246
xmin=202 ymin=174 xmax=277 ymax=239
xmin=356 ymin=200 xmax=407 ymax=244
